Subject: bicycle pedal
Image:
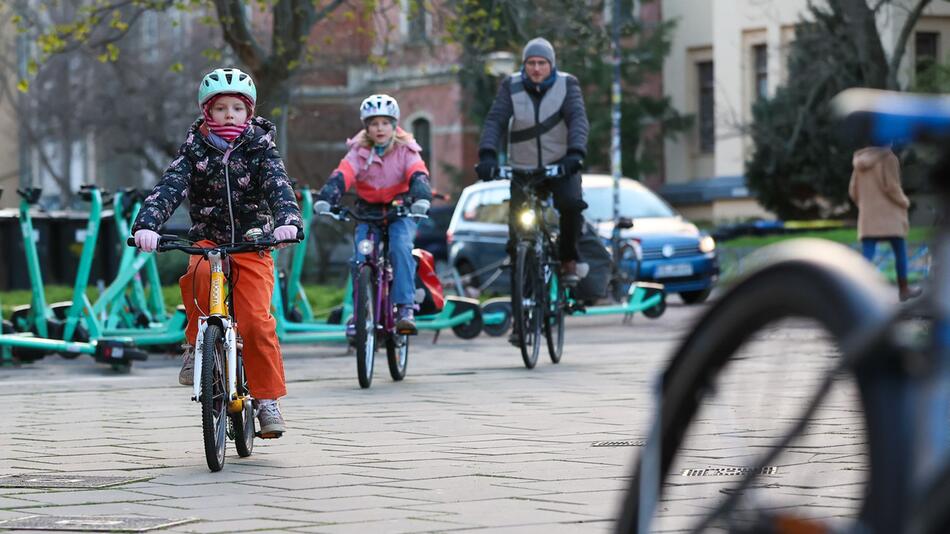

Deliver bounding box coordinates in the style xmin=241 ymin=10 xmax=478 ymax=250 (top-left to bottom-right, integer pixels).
xmin=397 ymin=327 xmax=418 ymax=335
xmin=256 ymin=431 xmax=283 ymax=439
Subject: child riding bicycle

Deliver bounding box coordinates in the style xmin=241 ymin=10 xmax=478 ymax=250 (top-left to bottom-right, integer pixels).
xmin=313 ymin=94 xmax=432 ymax=333
xmin=131 ymin=67 xmax=303 ymax=437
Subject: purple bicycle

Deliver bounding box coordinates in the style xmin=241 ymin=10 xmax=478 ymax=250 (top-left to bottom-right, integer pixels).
xmin=319 ymin=204 xmax=427 ymax=388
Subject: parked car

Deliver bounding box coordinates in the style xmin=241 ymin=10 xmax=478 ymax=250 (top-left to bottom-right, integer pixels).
xmin=446 ymin=174 xmax=719 ymax=303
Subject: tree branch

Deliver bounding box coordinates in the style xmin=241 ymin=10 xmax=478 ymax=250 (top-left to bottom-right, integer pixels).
xmin=887 ymin=0 xmax=933 ymax=89
xmin=213 ymin=0 xmax=266 ymax=71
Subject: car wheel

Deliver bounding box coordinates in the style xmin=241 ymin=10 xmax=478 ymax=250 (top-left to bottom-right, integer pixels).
xmin=679 ymin=287 xmax=712 ymax=304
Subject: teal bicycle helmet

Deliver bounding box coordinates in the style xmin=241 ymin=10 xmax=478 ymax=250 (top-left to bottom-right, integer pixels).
xmin=198 ymin=67 xmax=256 ymax=107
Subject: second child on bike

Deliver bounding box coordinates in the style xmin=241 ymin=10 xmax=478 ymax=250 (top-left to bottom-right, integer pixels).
xmin=313 ymin=94 xmax=433 ymax=333
xmin=131 ymin=67 xmax=303 ymax=438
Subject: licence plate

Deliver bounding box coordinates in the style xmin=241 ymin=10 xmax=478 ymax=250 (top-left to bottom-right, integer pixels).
xmin=655 ymin=263 xmax=693 ymax=278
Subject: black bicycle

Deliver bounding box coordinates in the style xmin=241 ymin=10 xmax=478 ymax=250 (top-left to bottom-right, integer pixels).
xmin=616 ymin=89 xmax=950 ymax=534
xmin=498 ymin=165 xmax=570 ymax=369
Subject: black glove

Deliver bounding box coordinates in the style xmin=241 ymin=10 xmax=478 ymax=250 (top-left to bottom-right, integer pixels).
xmin=475 ymin=159 xmax=498 ymax=181
xmin=561 ymin=151 xmax=585 ymax=175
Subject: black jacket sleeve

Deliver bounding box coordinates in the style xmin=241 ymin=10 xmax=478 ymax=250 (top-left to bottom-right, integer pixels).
xmin=131 ymin=142 xmax=192 ymax=234
xmin=260 ymin=136 xmax=303 ymax=231
xmin=478 ymin=76 xmax=514 ymax=160
xmin=563 ymin=75 xmax=589 ymax=158
xmin=408 ymin=171 xmax=433 ymax=202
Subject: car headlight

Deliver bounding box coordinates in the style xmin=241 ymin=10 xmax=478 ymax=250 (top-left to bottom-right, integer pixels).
xmin=357 ymin=239 xmax=375 ymax=256
xmin=699 ymin=235 xmax=716 ymax=253
xmin=518 ymin=209 xmax=536 ymax=228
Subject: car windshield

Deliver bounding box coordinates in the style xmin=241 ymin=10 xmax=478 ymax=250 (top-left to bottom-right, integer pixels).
xmin=582 ymin=185 xmax=676 ymax=221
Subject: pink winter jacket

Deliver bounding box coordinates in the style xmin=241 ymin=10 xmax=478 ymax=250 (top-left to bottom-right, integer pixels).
xmin=334 ymin=128 xmax=429 ymax=204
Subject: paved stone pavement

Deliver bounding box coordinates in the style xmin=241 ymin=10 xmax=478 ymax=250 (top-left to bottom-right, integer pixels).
xmin=0 ymin=300 xmax=859 ymax=533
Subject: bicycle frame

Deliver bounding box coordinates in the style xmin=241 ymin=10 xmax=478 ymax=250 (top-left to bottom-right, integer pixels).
xmin=192 ymin=250 xmax=242 ymax=413
xmin=351 ymin=222 xmax=395 ymax=336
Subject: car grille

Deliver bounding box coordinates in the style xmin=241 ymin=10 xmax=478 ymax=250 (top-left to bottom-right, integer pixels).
xmin=641 ymin=243 xmax=702 ymax=260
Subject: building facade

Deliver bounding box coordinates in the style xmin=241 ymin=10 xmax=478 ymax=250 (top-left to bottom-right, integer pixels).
xmin=660 ymin=0 xmax=950 ymax=223
xmin=0 ymin=10 xmax=20 ymax=209
xmin=287 ymin=1 xmax=480 ymax=202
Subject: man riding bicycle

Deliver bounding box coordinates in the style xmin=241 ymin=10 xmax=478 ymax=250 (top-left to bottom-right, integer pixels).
xmin=475 ymin=37 xmax=590 ymax=289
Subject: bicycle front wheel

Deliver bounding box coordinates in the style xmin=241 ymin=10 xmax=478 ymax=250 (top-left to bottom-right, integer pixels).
xmin=544 ymin=269 xmax=565 ymax=364
xmin=201 ymin=324 xmax=228 ymax=472
xmin=354 ymin=266 xmax=376 ymax=389
xmin=512 ymin=242 xmax=542 ymax=369
xmin=617 ymin=240 xmax=893 ymax=533
xmin=228 ymin=348 xmax=254 ymax=458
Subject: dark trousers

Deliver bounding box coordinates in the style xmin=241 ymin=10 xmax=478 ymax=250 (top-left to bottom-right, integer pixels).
xmin=507 ymin=172 xmax=586 ymax=263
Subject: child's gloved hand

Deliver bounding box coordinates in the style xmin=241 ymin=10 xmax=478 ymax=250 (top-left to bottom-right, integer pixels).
xmin=133 ymin=229 xmax=160 ymax=253
xmin=273 ymin=225 xmax=298 ymax=242
xmin=313 ymin=200 xmax=332 ymax=215
xmin=410 ymin=199 xmax=430 ymax=215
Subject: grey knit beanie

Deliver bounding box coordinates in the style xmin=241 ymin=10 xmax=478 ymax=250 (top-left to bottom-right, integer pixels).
xmin=522 ymin=37 xmax=556 ymax=68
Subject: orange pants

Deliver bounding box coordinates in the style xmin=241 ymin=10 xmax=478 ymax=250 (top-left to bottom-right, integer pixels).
xmin=180 ymin=240 xmax=286 ymax=399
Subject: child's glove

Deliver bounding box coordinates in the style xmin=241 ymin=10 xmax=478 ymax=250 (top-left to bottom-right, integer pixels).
xmin=133 ymin=229 xmax=160 ymax=253
xmin=410 ymin=199 xmax=430 ymax=215
xmin=273 ymin=224 xmax=299 ymax=249
xmin=313 ymin=200 xmax=332 ymax=215
xmin=273 ymin=225 xmax=298 ymax=242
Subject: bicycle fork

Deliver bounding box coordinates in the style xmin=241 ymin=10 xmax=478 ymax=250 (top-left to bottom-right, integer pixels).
xmin=191 ymin=251 xmax=241 ymax=412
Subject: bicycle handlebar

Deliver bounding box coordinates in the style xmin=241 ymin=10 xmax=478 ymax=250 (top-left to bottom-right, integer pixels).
xmin=126 ymin=231 xmax=303 ymax=255
xmin=494 ymin=164 xmax=565 ymax=181
xmin=318 ymin=205 xmax=428 ymax=223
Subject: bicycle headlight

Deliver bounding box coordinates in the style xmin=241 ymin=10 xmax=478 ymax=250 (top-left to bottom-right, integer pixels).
xmin=519 ymin=209 xmax=536 ymax=228
xmin=699 ymin=235 xmax=716 ymax=253
xmin=357 ymin=239 xmax=375 ymax=256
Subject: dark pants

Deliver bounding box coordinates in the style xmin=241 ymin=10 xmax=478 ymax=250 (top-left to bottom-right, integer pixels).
xmin=861 ymin=237 xmax=909 ymax=282
xmin=507 ymin=172 xmax=586 ymax=263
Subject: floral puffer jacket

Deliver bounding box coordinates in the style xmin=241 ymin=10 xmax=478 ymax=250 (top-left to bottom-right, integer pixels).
xmin=132 ymin=116 xmax=302 ymax=244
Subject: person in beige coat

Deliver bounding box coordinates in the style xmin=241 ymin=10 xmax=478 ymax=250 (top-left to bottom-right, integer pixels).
xmin=848 ymin=146 xmax=921 ymax=301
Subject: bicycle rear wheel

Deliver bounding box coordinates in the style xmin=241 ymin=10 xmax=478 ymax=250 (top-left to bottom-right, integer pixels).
xmin=544 ymin=269 xmax=564 ymax=363
xmin=617 ymin=240 xmax=893 ymax=533
xmin=228 ymin=348 xmax=254 ymax=458
xmin=386 ymin=332 xmax=409 ymax=381
xmin=354 ymin=266 xmax=376 ymax=389
xmin=512 ymin=242 xmax=542 ymax=369
xmin=201 ymin=324 xmax=228 ymax=472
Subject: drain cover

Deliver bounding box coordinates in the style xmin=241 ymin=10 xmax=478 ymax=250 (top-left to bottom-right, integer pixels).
xmin=681 ymin=467 xmax=778 ymax=477
xmin=0 ymin=515 xmax=196 ymax=532
xmin=591 ymin=439 xmax=645 ymax=447
xmin=0 ymin=474 xmax=150 ymax=489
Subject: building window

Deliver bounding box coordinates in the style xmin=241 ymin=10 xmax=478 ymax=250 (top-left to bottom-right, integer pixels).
xmin=753 ymin=44 xmax=768 ymax=101
xmin=916 ymin=31 xmax=939 ymax=75
xmin=412 ymin=117 xmax=431 ymax=167
xmin=407 ymin=0 xmax=427 ymax=43
xmin=698 ymin=61 xmax=715 ymax=153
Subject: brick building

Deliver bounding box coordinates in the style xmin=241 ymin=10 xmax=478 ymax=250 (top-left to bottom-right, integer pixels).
xmin=284 ymin=2 xmax=479 ymax=203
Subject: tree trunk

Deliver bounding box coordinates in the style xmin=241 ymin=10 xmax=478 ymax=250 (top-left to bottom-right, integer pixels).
xmin=834 ymin=0 xmax=889 ymax=88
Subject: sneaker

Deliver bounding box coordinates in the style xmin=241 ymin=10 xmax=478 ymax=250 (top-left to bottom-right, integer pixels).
xmin=560 ymin=260 xmax=581 ymax=287
xmin=178 ymin=344 xmax=194 ymax=386
xmin=257 ymin=399 xmax=285 ymax=437
xmin=395 ymin=305 xmax=417 ymax=334
xmin=508 ymin=331 xmax=521 ymax=347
